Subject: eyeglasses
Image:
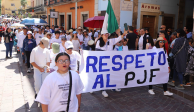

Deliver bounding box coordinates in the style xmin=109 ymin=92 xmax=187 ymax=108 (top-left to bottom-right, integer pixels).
xmin=159 ymin=40 xmax=165 ymax=43
xmin=67 ymin=48 xmax=73 ymax=50
xmin=57 ymin=59 xmax=70 ymax=64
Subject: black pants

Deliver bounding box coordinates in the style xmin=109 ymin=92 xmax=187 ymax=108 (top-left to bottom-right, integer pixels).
xmin=185 ymin=75 xmax=190 ymax=84
xmin=25 ymin=51 xmax=31 ymax=68
xmin=149 ymin=84 xmax=168 ymax=91
xmin=169 ymin=58 xmax=174 ymax=79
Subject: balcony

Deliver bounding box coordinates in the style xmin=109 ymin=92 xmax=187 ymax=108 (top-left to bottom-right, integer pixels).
xmin=34 ymin=4 xmax=45 ymax=13
xmin=45 ymin=0 xmax=84 ymax=7
xmin=26 ymin=7 xmax=34 ymax=13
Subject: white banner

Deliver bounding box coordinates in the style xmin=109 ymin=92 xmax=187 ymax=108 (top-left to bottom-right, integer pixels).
xmin=79 ymin=48 xmax=169 ymax=93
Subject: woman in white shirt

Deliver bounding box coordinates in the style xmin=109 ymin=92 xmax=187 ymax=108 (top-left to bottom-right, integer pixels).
xmin=36 ymin=52 xmax=84 ymax=112
xmin=60 ymin=36 xmax=67 ymax=52
xmin=83 ymin=30 xmax=91 ymax=50
xmin=95 ymin=29 xmax=127 ymax=97
xmin=70 ymin=31 xmax=80 ymax=52
xmin=50 ymin=43 xmax=60 ymax=73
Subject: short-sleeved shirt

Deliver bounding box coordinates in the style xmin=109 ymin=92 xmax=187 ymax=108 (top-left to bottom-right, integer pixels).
xmin=35 ymin=70 xmax=84 ymax=112
xmin=50 ymin=37 xmax=62 ymax=44
xmin=35 ymin=33 xmax=44 ymax=45
xmin=68 ymin=51 xmax=81 ymax=71
xmin=30 ymin=46 xmax=50 ymax=69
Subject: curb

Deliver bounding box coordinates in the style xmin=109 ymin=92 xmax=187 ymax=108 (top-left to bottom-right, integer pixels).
xmin=16 ymin=53 xmax=29 ymax=110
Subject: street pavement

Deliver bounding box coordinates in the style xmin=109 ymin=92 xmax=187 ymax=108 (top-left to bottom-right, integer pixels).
xmin=1 ymin=42 xmax=194 ymax=112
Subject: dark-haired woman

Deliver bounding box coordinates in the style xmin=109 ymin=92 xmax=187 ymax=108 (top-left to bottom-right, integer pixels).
xmin=148 ymin=37 xmax=173 ymax=96
xmin=4 ymin=27 xmax=15 ymax=59
xmin=95 ymin=29 xmax=127 ymax=97
xmin=146 ymin=36 xmax=154 ymax=49
xmin=35 ymin=52 xmax=84 ymax=112
xmin=22 ymin=31 xmax=37 ymax=73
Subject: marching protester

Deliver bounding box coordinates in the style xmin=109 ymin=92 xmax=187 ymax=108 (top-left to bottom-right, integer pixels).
xmin=45 ymin=32 xmax=52 ymax=49
xmin=168 ymin=29 xmax=189 ymax=89
xmin=159 ymin=30 xmax=169 ymax=54
xmin=60 ymin=36 xmax=67 ymax=52
xmin=146 ymin=36 xmax=154 ymax=49
xmin=95 ymin=29 xmax=127 ymax=97
xmin=71 ymin=31 xmax=81 ymax=52
xmin=50 ymin=31 xmax=61 ymax=49
xmin=148 ymin=37 xmax=173 ymax=96
xmin=65 ymin=41 xmax=81 ymax=73
xmin=122 ymin=39 xmax=129 ymax=51
xmin=66 ymin=30 xmax=71 ymax=41
xmin=50 ymin=43 xmax=60 ymax=73
xmin=22 ymin=31 xmax=37 ymax=73
xmin=17 ymin=27 xmax=28 ymax=63
xmin=77 ymin=26 xmax=84 ymax=49
xmin=0 ymin=24 xmax=5 ymax=44
xmin=126 ymin=26 xmax=138 ymax=50
xmin=4 ymin=27 xmax=15 ymax=59
xmin=138 ymin=28 xmax=147 ymax=50
xmin=35 ymin=52 xmax=84 ymax=112
xmin=83 ymin=30 xmax=91 ymax=50
xmin=184 ymin=38 xmax=194 ymax=86
xmin=30 ymin=37 xmax=50 ymax=98
xmin=35 ymin=28 xmax=44 ymax=45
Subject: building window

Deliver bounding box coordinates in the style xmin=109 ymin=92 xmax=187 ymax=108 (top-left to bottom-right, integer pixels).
xmin=11 ymin=3 xmax=15 ymax=6
xmin=55 ymin=18 xmax=58 ymax=26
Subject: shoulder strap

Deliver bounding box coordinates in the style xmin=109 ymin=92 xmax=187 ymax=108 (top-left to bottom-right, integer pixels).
xmin=66 ymin=70 xmax=72 ymax=112
xmin=173 ymin=38 xmax=186 ymax=57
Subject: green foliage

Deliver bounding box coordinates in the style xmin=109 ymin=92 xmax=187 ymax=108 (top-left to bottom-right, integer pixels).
xmin=21 ymin=0 xmax=27 ymax=9
xmin=28 ymin=13 xmax=32 ymax=18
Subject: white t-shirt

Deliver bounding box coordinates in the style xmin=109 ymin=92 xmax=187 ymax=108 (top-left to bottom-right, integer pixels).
xmin=138 ymin=34 xmax=144 ymax=50
xmin=77 ymin=34 xmax=83 ymax=42
xmin=94 ymin=32 xmax=98 ymax=38
xmin=51 ymin=37 xmax=62 ymax=44
xmin=17 ymin=33 xmax=27 ymax=48
xmin=50 ymin=50 xmax=58 ymax=71
xmin=30 ymin=46 xmax=50 ymax=69
xmin=123 ymin=45 xmax=129 ymax=51
xmin=83 ymin=36 xmax=91 ymax=46
xmin=88 ymin=32 xmax=92 ymax=37
xmin=68 ymin=51 xmax=81 ymax=71
xmin=60 ymin=43 xmax=66 ymax=52
xmin=35 ymin=33 xmax=44 ymax=45
xmin=35 ymin=70 xmax=84 ymax=112
xmin=66 ymin=35 xmax=71 ymax=41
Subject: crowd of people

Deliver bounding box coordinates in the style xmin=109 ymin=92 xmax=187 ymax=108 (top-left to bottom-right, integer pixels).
xmin=1 ymin=21 xmax=193 ymax=111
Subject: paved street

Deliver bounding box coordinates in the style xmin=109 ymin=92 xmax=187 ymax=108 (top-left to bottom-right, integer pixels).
xmin=1 ymin=43 xmax=194 ymax=112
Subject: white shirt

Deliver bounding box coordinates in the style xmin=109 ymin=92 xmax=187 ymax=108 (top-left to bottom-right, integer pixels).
xmin=30 ymin=46 xmax=50 ymax=69
xmin=96 ymin=36 xmax=122 ymax=51
xmin=77 ymin=34 xmax=84 ymax=42
xmin=35 ymin=33 xmax=44 ymax=45
xmin=88 ymin=32 xmax=92 ymax=37
xmin=83 ymin=36 xmax=91 ymax=46
xmin=138 ymin=34 xmax=144 ymax=50
xmin=68 ymin=51 xmax=81 ymax=71
xmin=123 ymin=45 xmax=129 ymax=51
xmin=17 ymin=33 xmax=27 ymax=48
xmin=94 ymin=32 xmax=98 ymax=38
xmin=50 ymin=37 xmax=61 ymax=44
xmin=66 ymin=35 xmax=71 ymax=41
xmin=49 ymin=50 xmax=58 ymax=71
xmin=35 ymin=70 xmax=84 ymax=112
xmin=45 ymin=29 xmax=52 ymax=33
xmin=60 ymin=43 xmax=66 ymax=52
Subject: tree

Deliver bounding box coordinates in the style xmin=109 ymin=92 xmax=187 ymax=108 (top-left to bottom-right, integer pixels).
xmin=21 ymin=0 xmax=27 ymax=9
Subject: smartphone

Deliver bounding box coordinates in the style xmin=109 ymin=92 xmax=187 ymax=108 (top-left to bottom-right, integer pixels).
xmin=124 ymin=23 xmax=128 ymax=31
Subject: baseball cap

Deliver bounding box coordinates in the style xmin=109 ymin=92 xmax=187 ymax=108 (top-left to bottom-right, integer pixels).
xmin=52 ymin=43 xmax=60 ymax=54
xmin=73 ymin=31 xmax=77 ymax=34
xmin=40 ymin=37 xmax=49 ymax=48
xmin=23 ymin=27 xmax=27 ymax=29
xmin=27 ymin=31 xmax=32 ymax=34
xmin=61 ymin=36 xmax=67 ymax=40
xmin=65 ymin=41 xmax=74 ymax=49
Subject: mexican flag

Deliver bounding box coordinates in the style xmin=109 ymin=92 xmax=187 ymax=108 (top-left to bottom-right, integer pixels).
xmin=101 ymin=0 xmax=119 ymax=34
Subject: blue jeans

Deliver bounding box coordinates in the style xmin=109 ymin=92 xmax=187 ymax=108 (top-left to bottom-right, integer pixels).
xmin=5 ymin=42 xmax=13 ymax=57
xmin=83 ymin=44 xmax=90 ymax=50
xmin=173 ymin=69 xmax=183 ymax=84
xmin=20 ymin=48 xmax=27 ymax=63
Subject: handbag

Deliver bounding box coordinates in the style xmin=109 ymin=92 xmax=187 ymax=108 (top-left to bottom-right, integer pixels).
xmin=168 ymin=38 xmax=186 ymax=61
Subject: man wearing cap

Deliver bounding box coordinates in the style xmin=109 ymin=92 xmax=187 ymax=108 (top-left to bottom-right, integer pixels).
xmin=60 ymin=36 xmax=67 ymax=52
xmin=17 ymin=27 xmax=28 ymax=64
xmin=45 ymin=32 xmax=52 ymax=49
xmin=50 ymin=42 xmax=60 ymax=72
xmin=50 ymin=31 xmax=61 ymax=49
xmin=0 ymin=24 xmax=5 ymax=43
xmin=65 ymin=41 xmax=81 ymax=73
xmin=35 ymin=28 xmax=44 ymax=45
xmin=77 ymin=26 xmax=84 ymax=48
xmin=30 ymin=37 xmax=50 ymax=98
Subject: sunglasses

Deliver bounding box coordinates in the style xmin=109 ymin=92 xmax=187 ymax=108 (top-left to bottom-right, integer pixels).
xmin=67 ymin=48 xmax=73 ymax=50
xmin=159 ymin=40 xmax=165 ymax=43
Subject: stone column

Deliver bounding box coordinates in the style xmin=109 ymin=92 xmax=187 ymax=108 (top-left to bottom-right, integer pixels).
xmin=177 ymin=0 xmax=186 ymax=28
xmin=132 ymin=0 xmax=138 ymax=29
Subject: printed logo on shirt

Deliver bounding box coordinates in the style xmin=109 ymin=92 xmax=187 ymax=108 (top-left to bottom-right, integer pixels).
xmin=58 ymin=83 xmax=69 ymax=105
xmin=28 ymin=40 xmax=33 ymax=44
xmin=39 ymin=36 xmax=42 ymax=38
